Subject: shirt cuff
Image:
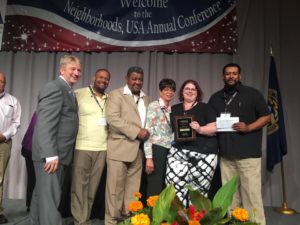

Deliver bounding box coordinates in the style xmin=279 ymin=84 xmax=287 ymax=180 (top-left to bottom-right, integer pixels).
xmin=145 ymin=155 xmax=153 ymax=159
xmin=46 ymin=156 xmax=59 ymax=162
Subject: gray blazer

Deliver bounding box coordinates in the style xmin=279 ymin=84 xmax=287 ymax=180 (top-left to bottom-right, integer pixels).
xmin=32 ymin=77 xmax=78 ymax=165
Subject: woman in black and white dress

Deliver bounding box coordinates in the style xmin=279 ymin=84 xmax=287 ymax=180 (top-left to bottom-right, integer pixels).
xmin=166 ymin=79 xmax=218 ymax=206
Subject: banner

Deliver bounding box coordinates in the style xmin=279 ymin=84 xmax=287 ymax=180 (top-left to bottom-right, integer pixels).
xmin=267 ymin=56 xmax=287 ymax=171
xmin=1 ymin=0 xmax=237 ymax=52
xmin=0 ymin=0 xmax=7 ymax=50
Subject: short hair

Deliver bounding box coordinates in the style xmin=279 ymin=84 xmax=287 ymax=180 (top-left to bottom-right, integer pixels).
xmin=222 ymin=63 xmax=241 ymax=75
xmin=60 ymin=55 xmax=81 ymax=69
xmin=95 ymin=68 xmax=111 ymax=77
xmin=178 ymin=79 xmax=203 ymax=102
xmin=127 ymin=66 xmax=143 ymax=76
xmin=159 ymin=78 xmax=176 ymax=91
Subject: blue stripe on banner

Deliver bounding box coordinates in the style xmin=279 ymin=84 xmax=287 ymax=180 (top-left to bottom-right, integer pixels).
xmin=3 ymin=0 xmax=237 ymax=52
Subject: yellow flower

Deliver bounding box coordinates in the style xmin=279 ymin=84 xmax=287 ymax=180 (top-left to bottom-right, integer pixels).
xmin=231 ymin=207 xmax=249 ymax=222
xmin=147 ymin=195 xmax=159 ymax=207
xmin=188 ymin=220 xmax=200 ymax=225
xmin=135 ymin=192 xmax=142 ymax=199
xmin=131 ymin=213 xmax=150 ymax=225
xmin=128 ymin=201 xmax=143 ymax=212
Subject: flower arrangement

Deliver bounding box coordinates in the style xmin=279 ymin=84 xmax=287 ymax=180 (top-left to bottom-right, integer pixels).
xmin=118 ymin=176 xmax=260 ymax=225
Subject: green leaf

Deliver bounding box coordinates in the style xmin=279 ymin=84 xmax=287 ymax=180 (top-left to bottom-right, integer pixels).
xmin=201 ymin=207 xmax=224 ymax=225
xmin=152 ymin=183 xmax=176 ymax=225
xmin=186 ymin=184 xmax=212 ymax=211
xmin=212 ymin=175 xmax=239 ymax=218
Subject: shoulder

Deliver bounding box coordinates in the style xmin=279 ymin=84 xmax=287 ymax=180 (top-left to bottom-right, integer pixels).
xmin=4 ymin=93 xmax=19 ymax=102
xmin=209 ymin=89 xmax=223 ymax=99
xmin=240 ymin=85 xmax=265 ymax=98
xmin=108 ymin=87 xmax=123 ymax=96
xmin=75 ymin=86 xmax=89 ymax=94
xmin=171 ymin=103 xmax=182 ymax=110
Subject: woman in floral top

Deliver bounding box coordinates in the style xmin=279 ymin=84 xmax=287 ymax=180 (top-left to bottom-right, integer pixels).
xmin=144 ymin=78 xmax=176 ymax=197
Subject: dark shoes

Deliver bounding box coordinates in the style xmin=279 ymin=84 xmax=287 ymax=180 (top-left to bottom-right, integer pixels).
xmin=0 ymin=214 xmax=8 ymax=224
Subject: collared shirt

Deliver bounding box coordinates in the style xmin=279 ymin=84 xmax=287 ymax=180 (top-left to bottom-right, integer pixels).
xmin=75 ymin=87 xmax=108 ymax=151
xmin=123 ymin=85 xmax=147 ymax=128
xmin=208 ymin=84 xmax=270 ymax=158
xmin=0 ymin=92 xmax=21 ymax=140
xmin=144 ymin=98 xmax=173 ymax=158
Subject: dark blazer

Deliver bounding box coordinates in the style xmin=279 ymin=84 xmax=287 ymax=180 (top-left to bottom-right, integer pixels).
xmin=32 ymin=77 xmax=78 ymax=165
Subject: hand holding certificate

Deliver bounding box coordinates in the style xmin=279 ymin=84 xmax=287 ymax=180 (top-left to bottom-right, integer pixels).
xmin=216 ymin=113 xmax=239 ymax=132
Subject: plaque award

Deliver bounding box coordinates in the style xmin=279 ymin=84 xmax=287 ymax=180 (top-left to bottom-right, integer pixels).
xmin=174 ymin=115 xmax=196 ymax=142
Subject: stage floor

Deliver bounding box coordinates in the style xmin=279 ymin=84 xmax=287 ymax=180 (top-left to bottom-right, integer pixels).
xmin=3 ymin=199 xmax=300 ymax=225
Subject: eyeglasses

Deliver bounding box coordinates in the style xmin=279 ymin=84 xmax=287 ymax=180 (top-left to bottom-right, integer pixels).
xmin=184 ymin=87 xmax=197 ymax=92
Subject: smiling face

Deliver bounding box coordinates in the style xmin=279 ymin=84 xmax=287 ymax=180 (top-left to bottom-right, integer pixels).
xmin=60 ymin=62 xmax=81 ymax=86
xmin=182 ymin=82 xmax=197 ymax=103
xmin=223 ymin=66 xmax=241 ymax=87
xmin=93 ymin=69 xmax=110 ymax=94
xmin=126 ymin=72 xmax=144 ymax=95
xmin=160 ymin=86 xmax=175 ymax=104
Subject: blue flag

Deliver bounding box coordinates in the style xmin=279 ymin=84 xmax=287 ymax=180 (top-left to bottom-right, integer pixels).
xmin=267 ymin=56 xmax=287 ymax=171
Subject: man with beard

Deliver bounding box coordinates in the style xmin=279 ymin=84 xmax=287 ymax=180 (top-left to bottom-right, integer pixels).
xmin=71 ymin=69 xmax=111 ymax=225
xmin=208 ymin=63 xmax=270 ymax=225
xmin=105 ymin=66 xmax=150 ymax=225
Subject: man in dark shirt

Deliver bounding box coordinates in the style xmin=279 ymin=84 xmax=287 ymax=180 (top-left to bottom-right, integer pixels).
xmin=208 ymin=63 xmax=270 ymax=225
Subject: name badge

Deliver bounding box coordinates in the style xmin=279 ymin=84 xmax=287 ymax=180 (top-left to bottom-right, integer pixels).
xmin=220 ymin=112 xmax=231 ymax=118
xmin=97 ymin=117 xmax=107 ymax=126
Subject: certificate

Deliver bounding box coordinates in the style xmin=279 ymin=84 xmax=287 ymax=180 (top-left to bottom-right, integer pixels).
xmin=174 ymin=115 xmax=196 ymax=142
xmin=216 ymin=116 xmax=239 ymax=132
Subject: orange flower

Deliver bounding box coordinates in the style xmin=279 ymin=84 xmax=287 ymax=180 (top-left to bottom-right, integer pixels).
xmin=131 ymin=213 xmax=150 ymax=225
xmin=188 ymin=220 xmax=200 ymax=225
xmin=134 ymin=192 xmax=142 ymax=199
xmin=231 ymin=207 xmax=249 ymax=222
xmin=147 ymin=195 xmax=159 ymax=207
xmin=161 ymin=223 xmax=170 ymax=225
xmin=128 ymin=201 xmax=143 ymax=212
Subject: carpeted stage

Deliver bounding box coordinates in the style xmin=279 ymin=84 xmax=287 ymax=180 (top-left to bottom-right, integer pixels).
xmin=3 ymin=199 xmax=300 ymax=225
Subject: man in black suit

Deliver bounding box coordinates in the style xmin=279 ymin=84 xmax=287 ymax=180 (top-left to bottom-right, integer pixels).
xmin=30 ymin=55 xmax=82 ymax=225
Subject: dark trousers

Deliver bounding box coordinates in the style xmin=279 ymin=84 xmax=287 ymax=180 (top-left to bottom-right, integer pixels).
xmin=146 ymin=144 xmax=169 ymax=197
xmin=25 ymin=158 xmax=36 ymax=209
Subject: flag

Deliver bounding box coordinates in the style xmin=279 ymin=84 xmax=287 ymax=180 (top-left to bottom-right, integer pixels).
xmin=267 ymin=56 xmax=287 ymax=171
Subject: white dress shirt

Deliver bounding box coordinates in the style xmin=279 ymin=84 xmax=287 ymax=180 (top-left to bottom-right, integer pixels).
xmin=0 ymin=92 xmax=21 ymax=140
xmin=123 ymin=85 xmax=147 ymax=128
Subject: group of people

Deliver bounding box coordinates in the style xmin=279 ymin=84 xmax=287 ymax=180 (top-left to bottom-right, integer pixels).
xmin=0 ymin=54 xmax=271 ymax=225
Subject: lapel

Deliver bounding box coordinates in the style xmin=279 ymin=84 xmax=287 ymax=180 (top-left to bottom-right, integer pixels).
xmin=124 ymin=92 xmax=140 ymax=116
xmin=55 ymin=78 xmax=77 ymax=110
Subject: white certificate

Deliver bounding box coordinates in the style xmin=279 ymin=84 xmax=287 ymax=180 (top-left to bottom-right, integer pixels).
xmin=216 ymin=116 xmax=239 ymax=132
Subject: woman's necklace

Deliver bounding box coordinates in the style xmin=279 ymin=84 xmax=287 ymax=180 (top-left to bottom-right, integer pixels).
xmin=183 ymin=101 xmax=197 ymax=114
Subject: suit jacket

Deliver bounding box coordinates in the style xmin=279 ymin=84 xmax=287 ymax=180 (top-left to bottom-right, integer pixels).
xmin=106 ymin=87 xmax=150 ymax=162
xmin=32 ymin=78 xmax=78 ymax=165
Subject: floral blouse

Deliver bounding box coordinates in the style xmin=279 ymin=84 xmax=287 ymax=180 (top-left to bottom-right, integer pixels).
xmin=144 ymin=98 xmax=174 ymax=158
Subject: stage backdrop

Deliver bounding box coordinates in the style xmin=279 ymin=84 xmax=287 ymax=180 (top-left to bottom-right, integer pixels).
xmin=1 ymin=0 xmax=236 ymax=52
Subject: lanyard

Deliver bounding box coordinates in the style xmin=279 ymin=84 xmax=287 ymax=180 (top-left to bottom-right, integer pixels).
xmin=224 ymin=91 xmax=237 ymax=113
xmin=89 ymin=86 xmax=106 ymax=113
xmin=158 ymin=100 xmax=171 ymax=126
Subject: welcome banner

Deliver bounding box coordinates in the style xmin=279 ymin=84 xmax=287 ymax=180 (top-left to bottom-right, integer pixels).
xmin=1 ymin=0 xmax=237 ymax=53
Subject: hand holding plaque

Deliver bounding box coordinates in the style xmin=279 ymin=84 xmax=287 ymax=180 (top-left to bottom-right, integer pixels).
xmin=174 ymin=115 xmax=196 ymax=142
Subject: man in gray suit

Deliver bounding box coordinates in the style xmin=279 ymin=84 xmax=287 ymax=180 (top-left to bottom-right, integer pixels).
xmin=105 ymin=66 xmax=150 ymax=225
xmin=30 ymin=55 xmax=82 ymax=225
